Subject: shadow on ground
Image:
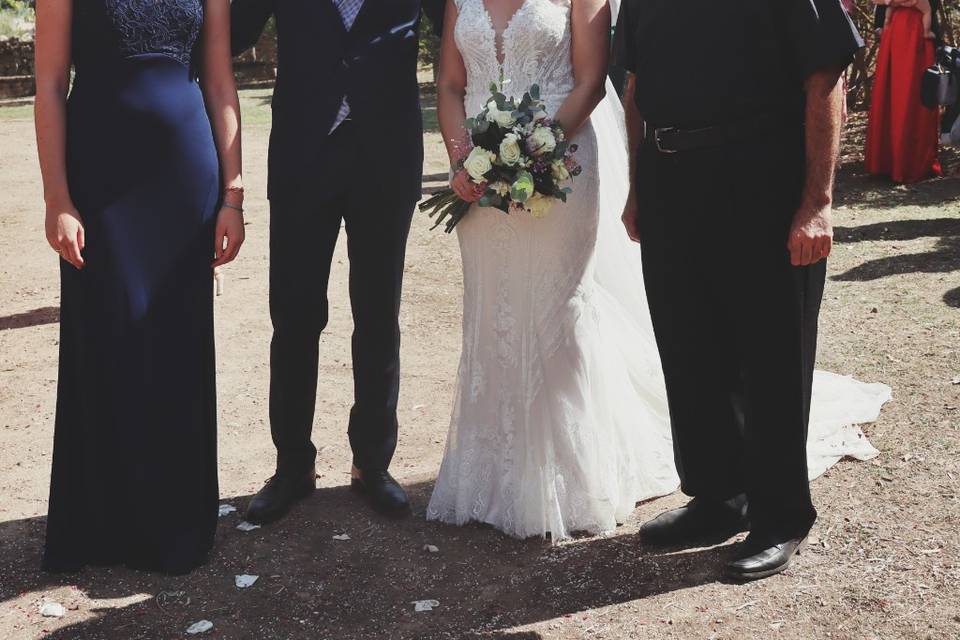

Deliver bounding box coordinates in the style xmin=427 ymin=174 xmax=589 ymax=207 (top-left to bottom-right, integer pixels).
xmin=0 ymin=481 xmax=725 ymax=639
xmin=832 ymin=218 xmax=960 ymax=284
xmin=0 ymin=307 xmax=60 ymax=331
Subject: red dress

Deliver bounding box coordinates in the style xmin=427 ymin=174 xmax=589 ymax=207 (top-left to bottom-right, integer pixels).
xmin=865 ymin=7 xmax=941 ymax=183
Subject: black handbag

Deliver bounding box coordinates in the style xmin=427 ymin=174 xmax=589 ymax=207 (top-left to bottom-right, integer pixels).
xmin=921 ymin=47 xmax=960 ymax=109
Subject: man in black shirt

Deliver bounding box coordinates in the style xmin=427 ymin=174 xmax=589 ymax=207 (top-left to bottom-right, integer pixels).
xmin=613 ymin=0 xmax=863 ymax=581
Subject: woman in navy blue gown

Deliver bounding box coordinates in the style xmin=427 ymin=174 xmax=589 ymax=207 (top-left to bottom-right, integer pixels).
xmin=34 ymin=0 xmax=245 ymax=574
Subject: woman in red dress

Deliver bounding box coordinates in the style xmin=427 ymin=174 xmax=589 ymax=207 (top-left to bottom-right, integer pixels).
xmin=865 ymin=0 xmax=942 ymax=183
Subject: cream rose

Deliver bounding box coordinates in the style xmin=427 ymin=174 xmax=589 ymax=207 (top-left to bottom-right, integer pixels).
xmin=499 ymin=133 xmax=522 ymax=166
xmin=528 ymin=126 xmax=557 ymax=156
xmin=485 ymin=101 xmax=516 ymax=128
xmin=463 ymin=147 xmax=495 ymax=183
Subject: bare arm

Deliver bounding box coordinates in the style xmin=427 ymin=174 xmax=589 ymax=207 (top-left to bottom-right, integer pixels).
xmin=201 ymin=0 xmax=245 ymax=267
xmin=437 ymin=0 xmax=469 ymax=167
xmin=552 ymin=0 xmax=610 ymax=137
xmin=621 ymin=73 xmax=644 ymax=242
xmin=787 ymin=68 xmax=845 ymax=267
xmin=436 ymin=0 xmax=485 ymax=202
xmin=35 ymin=0 xmax=85 ymax=270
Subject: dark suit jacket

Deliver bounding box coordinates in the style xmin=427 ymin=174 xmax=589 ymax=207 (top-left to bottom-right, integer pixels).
xmin=231 ymin=0 xmax=445 ymax=201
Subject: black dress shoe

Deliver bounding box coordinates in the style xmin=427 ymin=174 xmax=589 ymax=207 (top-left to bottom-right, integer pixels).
xmin=245 ymin=468 xmax=317 ymax=525
xmin=725 ymin=532 xmax=807 ymax=582
xmin=350 ymin=467 xmax=411 ymax=517
xmin=639 ymin=495 xmax=749 ymax=547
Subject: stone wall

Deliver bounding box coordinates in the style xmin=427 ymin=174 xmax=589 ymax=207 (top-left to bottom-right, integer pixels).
xmin=0 ymin=37 xmax=33 ymax=99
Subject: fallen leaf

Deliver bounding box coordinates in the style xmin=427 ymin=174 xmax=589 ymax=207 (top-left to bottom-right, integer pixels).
xmin=236 ymin=521 xmax=261 ymax=532
xmin=423 ymin=544 xmax=440 ymax=553
xmin=332 ymin=534 xmax=351 ymax=541
xmin=218 ymin=504 xmax=238 ymax=517
xmin=156 ymin=590 xmax=190 ymax=610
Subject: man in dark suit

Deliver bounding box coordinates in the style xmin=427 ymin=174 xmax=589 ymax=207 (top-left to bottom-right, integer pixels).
xmin=231 ymin=0 xmax=445 ymax=523
xmin=615 ymin=0 xmax=863 ymax=580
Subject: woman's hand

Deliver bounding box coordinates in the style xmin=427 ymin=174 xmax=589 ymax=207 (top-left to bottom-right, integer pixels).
xmin=212 ymin=206 xmax=245 ymax=268
xmin=46 ymin=206 xmax=85 ymax=269
xmin=451 ymin=169 xmax=486 ymax=203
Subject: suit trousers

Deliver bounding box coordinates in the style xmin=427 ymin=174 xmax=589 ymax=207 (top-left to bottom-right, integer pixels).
xmin=268 ymin=121 xmax=416 ymax=476
xmin=634 ymin=127 xmax=824 ymax=538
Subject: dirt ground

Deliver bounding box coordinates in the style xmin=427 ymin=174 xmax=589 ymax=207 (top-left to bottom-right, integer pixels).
xmin=0 ymin=91 xmax=958 ymax=640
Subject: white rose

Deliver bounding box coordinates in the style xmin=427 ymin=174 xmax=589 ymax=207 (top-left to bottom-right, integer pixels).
xmin=485 ymin=101 xmax=516 ymax=128
xmin=551 ymin=159 xmax=570 ymax=182
xmin=525 ymin=192 xmax=554 ymax=219
xmin=463 ymin=147 xmax=495 ymax=183
xmin=528 ymin=126 xmax=557 ymax=156
xmin=499 ymin=133 xmax=522 ymax=166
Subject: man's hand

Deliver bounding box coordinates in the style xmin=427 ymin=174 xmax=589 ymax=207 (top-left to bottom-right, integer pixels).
xmin=622 ymin=196 xmax=640 ymax=243
xmin=794 ymin=67 xmax=844 ymax=267
xmin=787 ymin=203 xmax=833 ymax=266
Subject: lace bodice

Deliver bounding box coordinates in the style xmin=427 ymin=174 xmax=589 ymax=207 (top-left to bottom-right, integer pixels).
xmin=455 ymin=0 xmax=574 ymax=115
xmin=72 ymin=0 xmax=204 ymax=68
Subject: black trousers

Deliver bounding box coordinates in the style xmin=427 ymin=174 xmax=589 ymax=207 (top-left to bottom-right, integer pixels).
xmin=635 ymin=128 xmax=824 ymax=538
xmin=268 ymin=122 xmax=416 ymax=476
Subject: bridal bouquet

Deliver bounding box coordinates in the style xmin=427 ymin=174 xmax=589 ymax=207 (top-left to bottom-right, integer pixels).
xmin=420 ymin=83 xmax=582 ymax=233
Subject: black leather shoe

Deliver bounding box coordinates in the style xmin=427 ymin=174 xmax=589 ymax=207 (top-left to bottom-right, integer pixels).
xmin=725 ymin=532 xmax=807 ymax=582
xmin=639 ymin=496 xmax=749 ymax=547
xmin=245 ymin=468 xmax=317 ymax=525
xmin=350 ymin=467 xmax=411 ymax=517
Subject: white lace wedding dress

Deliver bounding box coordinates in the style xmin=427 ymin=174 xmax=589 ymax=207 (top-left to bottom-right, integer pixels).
xmin=426 ymin=0 xmax=891 ymax=540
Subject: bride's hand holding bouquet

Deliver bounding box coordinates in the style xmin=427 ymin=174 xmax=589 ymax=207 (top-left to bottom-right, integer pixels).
xmin=422 ymin=83 xmax=582 ymax=233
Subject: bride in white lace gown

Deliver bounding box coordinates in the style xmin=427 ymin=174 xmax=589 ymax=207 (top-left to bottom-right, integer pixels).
xmin=426 ymin=0 xmax=891 ymax=540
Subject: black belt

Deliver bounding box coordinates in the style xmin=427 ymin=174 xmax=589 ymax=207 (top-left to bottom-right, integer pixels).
xmin=643 ymin=113 xmax=791 ymax=154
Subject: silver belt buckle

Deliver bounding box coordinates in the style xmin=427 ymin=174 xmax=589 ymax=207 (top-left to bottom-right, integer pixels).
xmin=655 ymin=127 xmax=678 ymax=154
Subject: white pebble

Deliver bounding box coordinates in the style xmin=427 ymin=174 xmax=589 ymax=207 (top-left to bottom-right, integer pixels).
xmin=413 ymin=599 xmax=440 ymax=612
xmin=332 ymin=534 xmax=351 ymax=541
xmin=235 ymin=574 xmax=259 ymax=589
xmin=186 ymin=620 xmax=214 ymax=635
xmin=39 ymin=602 xmax=65 ymax=618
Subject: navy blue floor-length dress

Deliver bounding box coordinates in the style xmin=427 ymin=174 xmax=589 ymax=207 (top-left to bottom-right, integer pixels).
xmin=43 ymin=0 xmax=220 ymax=575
